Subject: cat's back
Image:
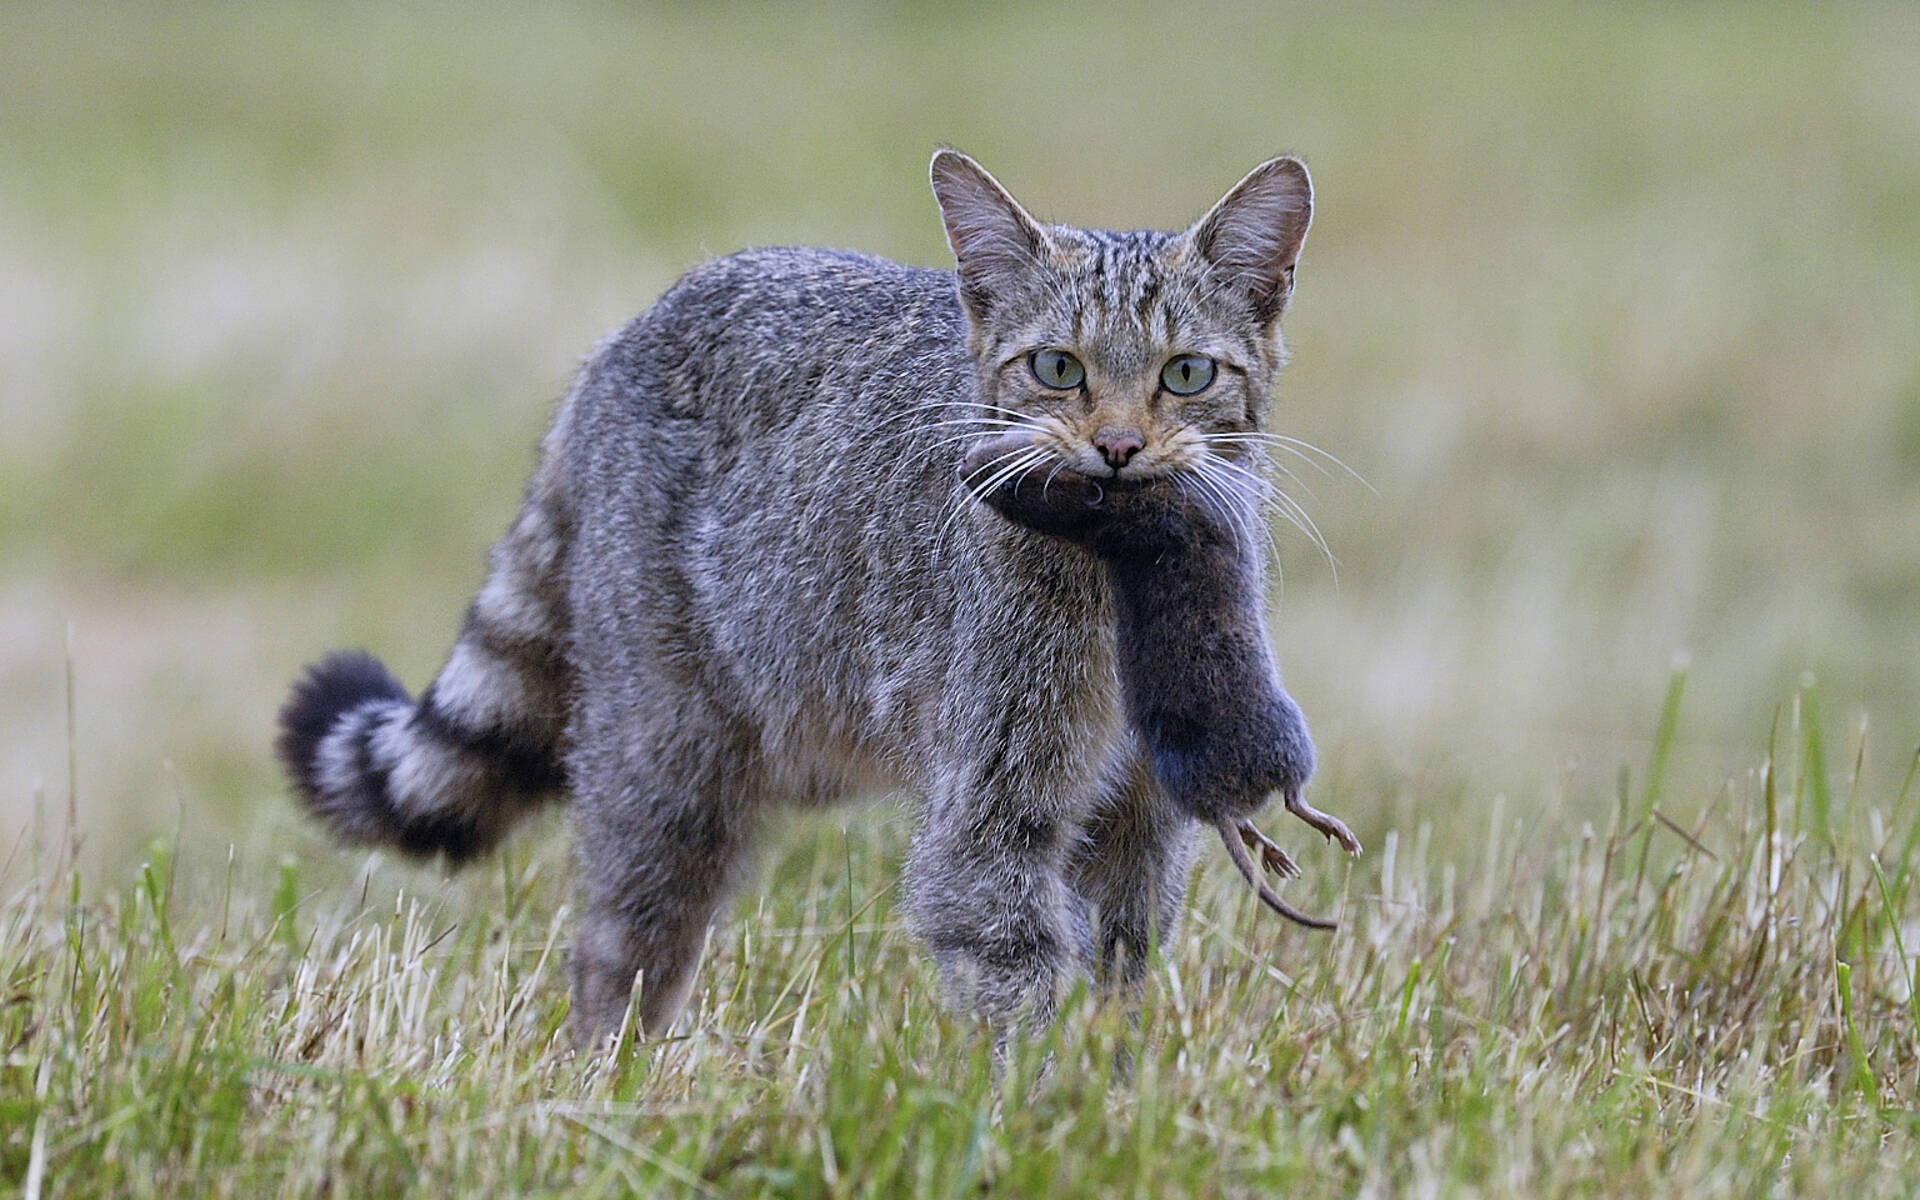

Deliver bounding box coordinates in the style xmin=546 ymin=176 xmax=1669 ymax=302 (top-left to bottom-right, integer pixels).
xmin=578 ymin=246 xmax=966 ymax=441
xmin=562 ymin=244 xmax=978 ymax=583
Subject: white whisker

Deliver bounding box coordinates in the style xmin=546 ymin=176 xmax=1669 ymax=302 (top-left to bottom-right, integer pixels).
xmin=958 ymin=449 xmax=1050 ymax=526
xmin=973 ymin=448 xmax=1051 ymax=504
xmin=1203 ymin=436 xmax=1321 ymax=501
xmin=1185 ymin=468 xmax=1279 ymax=585
xmin=1217 ymin=461 xmax=1322 ymax=562
xmin=1204 ymin=452 xmax=1336 ymax=580
xmin=887 ymin=427 xmax=1035 ymax=459
xmin=940 ymin=447 xmax=1050 ymax=540
xmin=1186 ymin=459 xmax=1263 ymax=559
xmin=870 ymin=415 xmax=1042 ymax=449
xmin=956 ymin=443 xmax=1038 ymax=490
xmin=1040 ymin=458 xmax=1068 ymax=503
xmin=1204 ymin=432 xmax=1332 ymax=480
xmin=872 ymin=427 xmax=1032 ymax=492
xmin=1206 ymin=431 xmax=1374 ymax=494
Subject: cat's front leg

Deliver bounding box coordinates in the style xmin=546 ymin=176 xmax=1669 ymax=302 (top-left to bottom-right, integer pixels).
xmin=905 ymin=646 xmax=1114 ymax=1030
xmin=910 ymin=514 xmax=1118 ymax=1032
xmin=905 ymin=765 xmax=1081 ymax=1033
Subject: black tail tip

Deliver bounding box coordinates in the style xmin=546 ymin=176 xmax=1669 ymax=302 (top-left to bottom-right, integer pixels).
xmin=276 ymin=650 xmax=410 ymax=801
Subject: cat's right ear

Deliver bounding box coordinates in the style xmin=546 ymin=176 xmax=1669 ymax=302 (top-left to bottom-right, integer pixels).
xmin=930 ymin=149 xmax=1050 ymax=322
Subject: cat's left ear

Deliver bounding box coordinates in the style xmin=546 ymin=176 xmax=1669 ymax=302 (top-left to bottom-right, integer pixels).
xmin=1188 ymin=156 xmax=1313 ymax=324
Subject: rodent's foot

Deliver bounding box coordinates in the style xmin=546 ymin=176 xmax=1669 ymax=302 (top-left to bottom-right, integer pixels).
xmin=1235 ymin=818 xmax=1301 ymax=879
xmin=1284 ymin=789 xmax=1363 ymax=856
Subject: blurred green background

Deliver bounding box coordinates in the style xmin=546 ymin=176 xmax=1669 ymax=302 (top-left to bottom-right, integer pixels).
xmin=3 ymin=2 xmax=1918 ymax=878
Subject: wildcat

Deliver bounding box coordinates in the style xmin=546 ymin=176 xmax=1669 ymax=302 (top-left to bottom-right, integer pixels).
xmin=279 ymin=148 xmax=1329 ymax=1046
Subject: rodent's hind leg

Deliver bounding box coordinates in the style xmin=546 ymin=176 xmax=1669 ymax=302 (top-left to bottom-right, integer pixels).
xmin=1282 ymin=787 xmax=1364 ymax=855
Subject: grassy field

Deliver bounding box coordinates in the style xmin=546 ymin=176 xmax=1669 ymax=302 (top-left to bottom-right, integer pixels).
xmin=5 ymin=1 xmax=1920 ymax=1194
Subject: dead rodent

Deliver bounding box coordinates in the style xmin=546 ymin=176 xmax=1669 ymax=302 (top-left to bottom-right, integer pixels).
xmin=961 ymin=433 xmax=1361 ymax=927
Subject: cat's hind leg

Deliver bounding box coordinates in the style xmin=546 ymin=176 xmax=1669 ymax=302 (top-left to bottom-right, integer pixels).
xmin=1067 ymin=751 xmax=1198 ymax=991
xmin=565 ymin=699 xmax=766 ymax=1049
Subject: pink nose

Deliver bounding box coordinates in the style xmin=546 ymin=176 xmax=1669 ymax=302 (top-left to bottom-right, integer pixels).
xmin=1094 ymin=428 xmax=1144 ymax=469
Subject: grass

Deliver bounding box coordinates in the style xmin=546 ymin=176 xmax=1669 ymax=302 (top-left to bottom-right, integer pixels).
xmin=7 ymin=684 xmax=1920 ymax=1196
xmin=5 ymin=0 xmax=1920 ymax=1193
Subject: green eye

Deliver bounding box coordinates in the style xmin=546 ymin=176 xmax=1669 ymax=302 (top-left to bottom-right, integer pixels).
xmin=1161 ymin=354 xmax=1216 ymax=396
xmin=1029 ymin=349 xmax=1086 ymax=390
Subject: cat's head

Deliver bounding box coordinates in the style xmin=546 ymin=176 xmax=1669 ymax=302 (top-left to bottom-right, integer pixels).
xmin=932 ymin=149 xmax=1310 ymax=482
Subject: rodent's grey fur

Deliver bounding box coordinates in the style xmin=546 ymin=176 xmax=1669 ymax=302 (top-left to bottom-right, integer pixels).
xmin=278 ymin=149 xmax=1323 ymax=1045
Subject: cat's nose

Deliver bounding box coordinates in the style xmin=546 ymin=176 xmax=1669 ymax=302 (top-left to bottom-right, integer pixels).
xmin=1094 ymin=428 xmax=1144 ymax=469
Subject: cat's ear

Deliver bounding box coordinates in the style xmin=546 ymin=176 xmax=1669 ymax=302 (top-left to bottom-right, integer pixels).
xmin=930 ymin=149 xmax=1050 ymax=321
xmin=1189 ymin=156 xmax=1313 ymax=324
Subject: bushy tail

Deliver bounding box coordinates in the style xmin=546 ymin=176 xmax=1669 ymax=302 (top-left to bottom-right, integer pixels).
xmin=278 ymin=461 xmax=575 ymax=864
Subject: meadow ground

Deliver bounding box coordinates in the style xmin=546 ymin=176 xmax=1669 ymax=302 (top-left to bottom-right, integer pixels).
xmin=4 ymin=2 xmax=1920 ymax=1194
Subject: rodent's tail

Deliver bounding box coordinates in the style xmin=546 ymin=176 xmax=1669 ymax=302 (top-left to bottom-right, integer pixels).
xmin=277 ymin=458 xmax=575 ymax=863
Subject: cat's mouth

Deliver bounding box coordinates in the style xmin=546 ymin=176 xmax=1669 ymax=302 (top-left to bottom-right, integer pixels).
xmin=995 ymin=438 xmax=1191 ymax=483
xmin=955 ymin=433 xmax=1203 ymax=502
xmin=1070 ymin=442 xmax=1189 ymax=482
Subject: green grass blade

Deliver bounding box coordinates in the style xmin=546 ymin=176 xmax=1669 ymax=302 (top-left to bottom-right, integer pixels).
xmin=1803 ymin=679 xmax=1834 ymax=844
xmin=1633 ymin=665 xmax=1687 ymax=890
